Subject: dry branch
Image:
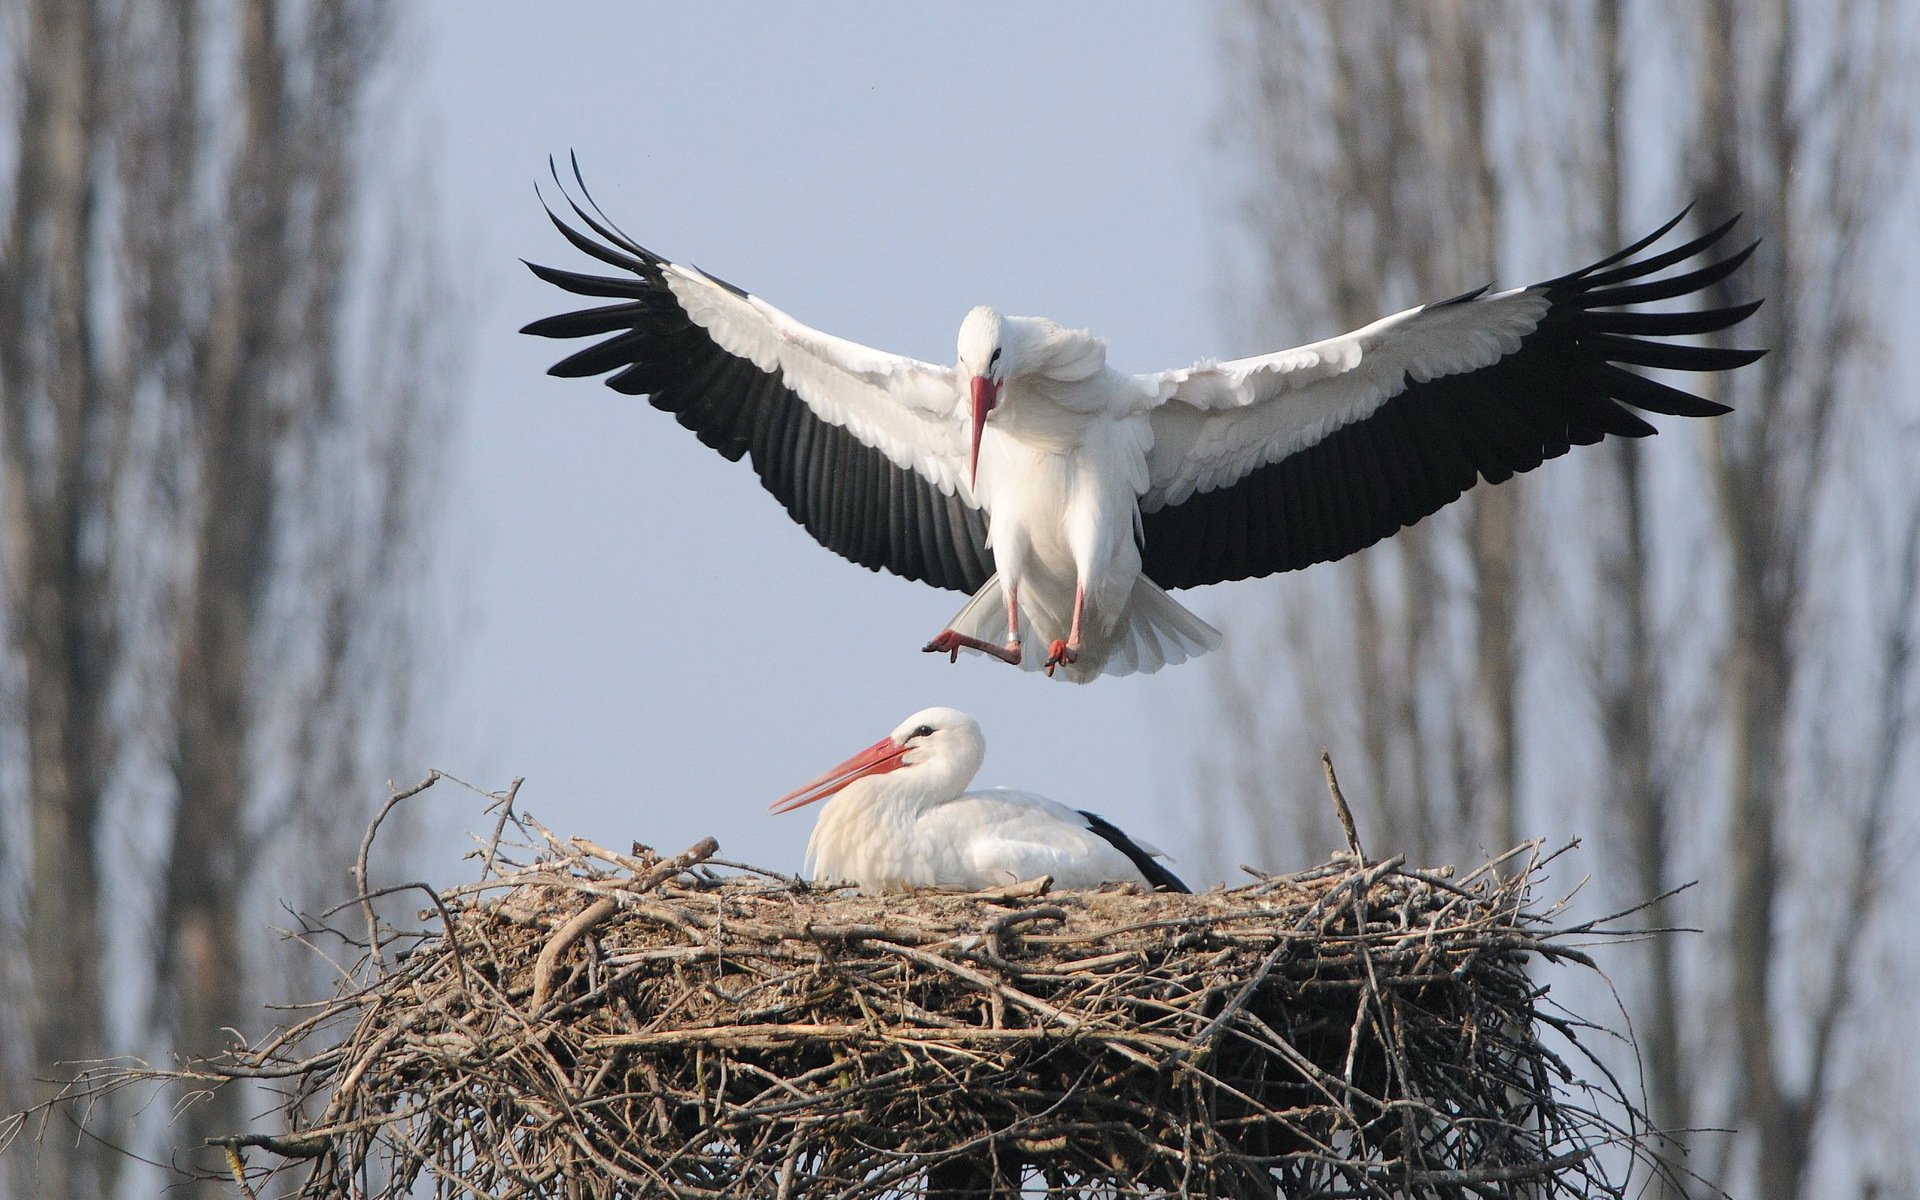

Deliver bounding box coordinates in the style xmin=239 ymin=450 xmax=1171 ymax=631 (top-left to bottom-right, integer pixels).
xmin=34 ymin=800 xmax=1671 ymax=1199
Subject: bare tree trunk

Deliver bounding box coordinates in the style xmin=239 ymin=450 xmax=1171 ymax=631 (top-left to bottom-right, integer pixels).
xmin=154 ymin=2 xmax=289 ymax=1178
xmin=1689 ymin=1 xmax=1860 ymax=1193
xmin=1691 ymin=3 xmax=1783 ymax=1188
xmin=1441 ymin=2 xmax=1521 ymax=854
xmin=0 ymin=3 xmax=119 ymax=1197
xmin=1210 ymin=3 xmax=1919 ymax=1198
xmin=1583 ymin=8 xmax=1692 ymax=1182
xmin=3 ymin=1 xmax=438 ymax=1194
xmin=150 ymin=2 xmax=423 ymax=1188
xmin=1211 ymin=0 xmax=1520 ymax=874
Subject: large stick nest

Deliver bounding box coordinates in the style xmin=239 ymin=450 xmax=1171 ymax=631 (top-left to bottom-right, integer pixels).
xmin=57 ymin=780 xmax=1663 ymax=1199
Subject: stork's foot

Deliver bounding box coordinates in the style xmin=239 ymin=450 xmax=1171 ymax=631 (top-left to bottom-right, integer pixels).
xmin=922 ymin=630 xmax=1022 ymax=666
xmin=1043 ymin=639 xmax=1080 ymax=677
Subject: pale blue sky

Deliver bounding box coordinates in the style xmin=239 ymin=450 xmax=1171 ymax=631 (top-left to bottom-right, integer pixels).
xmin=415 ymin=6 xmax=1290 ymax=882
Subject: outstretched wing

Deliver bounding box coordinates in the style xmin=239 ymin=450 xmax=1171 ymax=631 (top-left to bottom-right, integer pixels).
xmin=1138 ymin=211 xmax=1764 ymax=588
xmin=522 ymin=170 xmax=993 ymax=593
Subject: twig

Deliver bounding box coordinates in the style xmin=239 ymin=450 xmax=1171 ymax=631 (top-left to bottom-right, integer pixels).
xmin=212 ymin=1132 xmax=330 ymax=1160
xmin=529 ymin=897 xmax=618 ymax=1012
xmin=356 ymin=772 xmax=440 ymax=969
xmin=970 ymin=875 xmax=1055 ymax=903
xmin=528 ymin=838 xmax=720 ymax=1010
xmin=49 ymin=799 xmax=1669 ymax=1200
xmin=477 ymin=776 xmax=525 ymax=881
xmin=625 ymin=836 xmax=720 ymax=893
xmin=220 ymin=1144 xmax=261 ymax=1199
xmin=1321 ymin=750 xmax=1366 ymax=861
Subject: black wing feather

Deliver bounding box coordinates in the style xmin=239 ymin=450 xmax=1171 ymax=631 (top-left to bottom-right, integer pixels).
xmin=1076 ymin=810 xmax=1191 ymax=894
xmin=1141 ymin=212 xmax=1764 ymax=588
xmin=523 ymin=177 xmax=991 ymax=594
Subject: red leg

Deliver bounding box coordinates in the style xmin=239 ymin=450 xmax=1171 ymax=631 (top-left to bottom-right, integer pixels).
xmin=923 ymin=629 xmax=1021 ymax=666
xmin=1044 ymin=584 xmax=1086 ymax=676
xmin=924 ymin=583 xmax=1023 ymax=666
xmin=924 ymin=580 xmax=1025 ymax=666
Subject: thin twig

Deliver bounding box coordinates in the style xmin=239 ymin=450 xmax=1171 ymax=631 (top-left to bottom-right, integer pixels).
xmin=478 ymin=776 xmax=525 ymax=881
xmin=356 ymin=772 xmax=440 ymax=969
xmin=1321 ymin=750 xmax=1367 ymax=860
xmin=46 ymin=800 xmax=1668 ymax=1200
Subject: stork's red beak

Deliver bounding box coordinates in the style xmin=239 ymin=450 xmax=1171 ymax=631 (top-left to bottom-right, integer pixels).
xmin=969 ymin=375 xmax=1000 ymax=489
xmin=769 ymin=736 xmax=910 ymax=813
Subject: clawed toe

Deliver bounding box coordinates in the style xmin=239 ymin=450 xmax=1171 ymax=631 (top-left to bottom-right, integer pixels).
xmin=922 ymin=631 xmax=964 ymax=662
xmin=1043 ymin=639 xmax=1079 ymax=677
xmin=923 ymin=630 xmax=1023 ymax=667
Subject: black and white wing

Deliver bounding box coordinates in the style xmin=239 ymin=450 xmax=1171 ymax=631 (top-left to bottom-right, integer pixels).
xmin=1137 ymin=211 xmax=1764 ymax=588
xmin=522 ymin=178 xmax=993 ymax=593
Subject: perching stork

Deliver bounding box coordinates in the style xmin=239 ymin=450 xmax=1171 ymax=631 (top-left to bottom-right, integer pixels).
xmin=770 ymin=706 xmax=1188 ymax=894
xmin=525 ymin=170 xmax=1763 ymax=682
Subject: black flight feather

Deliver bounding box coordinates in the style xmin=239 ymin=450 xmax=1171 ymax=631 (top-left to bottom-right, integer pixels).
xmin=1076 ymin=810 xmax=1191 ymax=894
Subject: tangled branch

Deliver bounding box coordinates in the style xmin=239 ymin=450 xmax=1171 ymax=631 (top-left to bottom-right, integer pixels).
xmin=23 ymin=776 xmax=1673 ymax=1198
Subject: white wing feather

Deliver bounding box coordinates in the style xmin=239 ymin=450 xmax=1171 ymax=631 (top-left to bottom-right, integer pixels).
xmin=1141 ymin=288 xmax=1551 ymax=508
xmin=664 ymin=264 xmax=975 ymax=498
xmin=923 ymin=789 xmax=1149 ymax=890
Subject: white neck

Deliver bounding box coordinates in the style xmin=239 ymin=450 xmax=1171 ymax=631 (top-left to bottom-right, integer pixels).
xmin=803 ymin=736 xmax=982 ymax=887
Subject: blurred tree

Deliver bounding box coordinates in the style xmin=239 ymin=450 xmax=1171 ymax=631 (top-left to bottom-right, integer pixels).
xmin=1203 ymin=2 xmax=1918 ymax=1198
xmin=1580 ymin=4 xmax=1695 ymax=1183
xmin=1681 ymin=2 xmax=1917 ymax=1195
xmin=1202 ymin=0 xmax=1522 ymax=871
xmin=0 ymin=5 xmax=118 ymax=1199
xmin=0 ymin=1 xmax=445 ymax=1195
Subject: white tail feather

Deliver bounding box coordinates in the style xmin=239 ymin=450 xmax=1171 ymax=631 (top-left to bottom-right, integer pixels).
xmin=941 ymin=574 xmax=1221 ymax=683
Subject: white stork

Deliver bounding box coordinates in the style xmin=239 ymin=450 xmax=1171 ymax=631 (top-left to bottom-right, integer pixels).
xmin=770 ymin=706 xmax=1188 ymax=894
xmin=525 ymin=169 xmax=1763 ymax=682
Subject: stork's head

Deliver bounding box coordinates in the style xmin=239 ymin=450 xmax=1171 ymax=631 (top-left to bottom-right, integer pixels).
xmin=957 ymin=307 xmax=1009 ymax=488
xmin=770 ymin=706 xmax=985 ymax=814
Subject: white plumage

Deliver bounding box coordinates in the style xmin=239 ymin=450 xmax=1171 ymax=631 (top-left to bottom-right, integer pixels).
xmin=528 ymin=183 xmax=1764 ymax=682
xmin=769 ymin=707 xmax=1187 ymax=894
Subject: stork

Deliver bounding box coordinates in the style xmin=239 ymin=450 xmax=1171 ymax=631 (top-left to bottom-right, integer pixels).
xmin=525 ymin=167 xmax=1764 ymax=681
xmin=770 ymin=706 xmax=1189 ymax=894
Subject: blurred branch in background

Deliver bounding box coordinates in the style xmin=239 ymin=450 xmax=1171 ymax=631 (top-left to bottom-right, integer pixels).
xmin=1203 ymin=0 xmax=1524 ymax=873
xmin=1685 ymin=1 xmax=1917 ymax=1193
xmin=0 ymin=1 xmax=451 ymax=1196
xmin=1202 ymin=2 xmax=1919 ymax=1199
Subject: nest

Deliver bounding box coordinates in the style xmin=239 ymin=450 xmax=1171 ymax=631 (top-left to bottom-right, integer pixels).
xmin=52 ymin=779 xmax=1664 ymax=1199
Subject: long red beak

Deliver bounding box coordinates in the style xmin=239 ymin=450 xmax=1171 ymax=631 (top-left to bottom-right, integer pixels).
xmin=769 ymin=736 xmax=910 ymax=814
xmin=969 ymin=375 xmax=1000 ymax=489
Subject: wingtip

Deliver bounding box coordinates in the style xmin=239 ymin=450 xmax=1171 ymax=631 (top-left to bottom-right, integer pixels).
xmin=519 ymin=307 xmax=568 ymax=337
xmin=1633 ymin=204 xmax=1694 ymax=253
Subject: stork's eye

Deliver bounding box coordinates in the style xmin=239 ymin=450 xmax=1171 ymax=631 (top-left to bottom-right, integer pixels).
xmin=910 ymin=724 xmax=935 ymax=740
xmin=988 ymin=348 xmax=1001 ymax=366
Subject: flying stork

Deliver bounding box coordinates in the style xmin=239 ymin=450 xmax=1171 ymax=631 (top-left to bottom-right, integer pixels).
xmin=769 ymin=706 xmax=1189 ymax=893
xmin=525 ymin=171 xmax=1763 ymax=682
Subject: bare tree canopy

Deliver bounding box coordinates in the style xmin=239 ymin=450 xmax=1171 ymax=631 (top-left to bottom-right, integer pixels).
xmin=0 ymin=1 xmax=448 ymax=1195
xmin=1201 ymin=3 xmax=1919 ymax=1199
